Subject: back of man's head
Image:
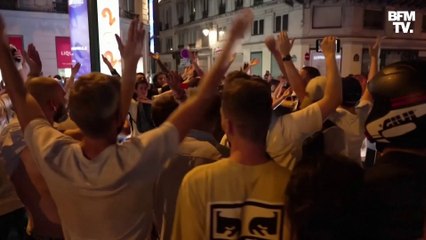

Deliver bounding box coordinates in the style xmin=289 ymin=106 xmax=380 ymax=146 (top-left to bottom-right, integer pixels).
xmin=366 ymin=60 xmax=426 ymax=151
xmin=286 ymin=154 xmax=363 ymax=240
xmin=26 ymin=77 xmax=62 ymax=106
xmin=151 ymin=93 xmax=179 ymax=126
xmin=69 ymin=73 xmax=120 ymax=138
xmin=302 ymin=66 xmax=321 ymax=81
xmin=222 ymin=71 xmax=272 ymax=145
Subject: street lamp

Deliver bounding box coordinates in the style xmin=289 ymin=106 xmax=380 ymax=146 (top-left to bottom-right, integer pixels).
xmin=202 ymin=28 xmax=210 ymax=37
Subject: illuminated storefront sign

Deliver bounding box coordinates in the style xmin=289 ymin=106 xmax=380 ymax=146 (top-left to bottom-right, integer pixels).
xmin=56 ymin=37 xmax=72 ymax=69
xmin=68 ymin=0 xmax=92 ymax=78
xmin=97 ymin=1 xmax=121 ymax=75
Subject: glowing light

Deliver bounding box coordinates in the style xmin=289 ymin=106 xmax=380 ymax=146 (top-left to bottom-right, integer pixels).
xmin=202 ymin=28 xmax=210 ymax=36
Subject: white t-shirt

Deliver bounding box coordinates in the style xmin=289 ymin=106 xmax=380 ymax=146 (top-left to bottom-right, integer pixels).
xmin=325 ymin=100 xmax=373 ymax=164
xmin=0 ymin=117 xmax=24 ymax=216
xmin=267 ymin=102 xmax=323 ymax=170
xmin=155 ymin=130 xmax=224 ymax=240
xmin=172 ymin=159 xmax=291 ymax=240
xmin=24 ymin=119 xmax=179 ymax=240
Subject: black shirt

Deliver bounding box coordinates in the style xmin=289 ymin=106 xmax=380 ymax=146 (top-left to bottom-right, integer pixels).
xmin=361 ymin=151 xmax=426 ymax=240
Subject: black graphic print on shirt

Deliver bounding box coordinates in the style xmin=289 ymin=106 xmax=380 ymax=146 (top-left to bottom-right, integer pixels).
xmin=209 ymin=201 xmax=284 ymax=240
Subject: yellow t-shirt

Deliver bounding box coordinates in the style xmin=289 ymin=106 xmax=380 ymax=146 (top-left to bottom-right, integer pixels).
xmin=172 ymin=158 xmax=291 ymax=240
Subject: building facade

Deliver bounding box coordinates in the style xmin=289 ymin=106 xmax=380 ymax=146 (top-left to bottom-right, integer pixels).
xmin=0 ymin=0 xmax=150 ymax=77
xmin=157 ymin=0 xmax=426 ymax=77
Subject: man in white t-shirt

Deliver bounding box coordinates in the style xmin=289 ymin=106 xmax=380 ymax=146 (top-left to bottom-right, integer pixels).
xmin=0 ymin=11 xmax=252 ymax=239
xmin=300 ymin=37 xmax=382 ymax=165
xmin=266 ymin=33 xmax=343 ymax=170
xmin=0 ymin=77 xmax=66 ymax=239
xmin=172 ymin=70 xmax=291 ymax=240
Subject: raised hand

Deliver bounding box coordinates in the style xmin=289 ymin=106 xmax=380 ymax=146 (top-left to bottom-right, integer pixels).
xmin=228 ymin=8 xmax=254 ymax=41
xmin=71 ymin=62 xmax=81 ymax=77
xmin=265 ymin=35 xmax=278 ymax=53
xmin=23 ymin=44 xmax=42 ymax=77
xmin=101 ymin=54 xmax=113 ymax=67
xmin=115 ymin=18 xmax=145 ymax=64
xmin=167 ymin=71 xmax=186 ymax=102
xmin=118 ymin=18 xmax=146 ymax=124
xmin=320 ymin=36 xmax=336 ymax=57
xmin=278 ymin=32 xmax=294 ymax=56
xmin=249 ymin=58 xmax=260 ymax=66
xmin=369 ymin=36 xmax=384 ymax=58
xmin=150 ymin=52 xmax=160 ymax=61
xmin=272 ymin=82 xmax=291 ymax=109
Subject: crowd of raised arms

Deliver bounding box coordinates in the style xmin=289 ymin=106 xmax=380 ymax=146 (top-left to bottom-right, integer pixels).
xmin=0 ymin=8 xmax=425 ymax=240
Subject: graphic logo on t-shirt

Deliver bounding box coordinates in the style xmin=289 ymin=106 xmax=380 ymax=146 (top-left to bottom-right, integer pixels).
xmin=209 ymin=201 xmax=284 ymax=240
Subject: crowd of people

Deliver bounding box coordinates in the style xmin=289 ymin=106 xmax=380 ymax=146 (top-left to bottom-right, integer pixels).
xmin=0 ymin=8 xmax=425 ymax=240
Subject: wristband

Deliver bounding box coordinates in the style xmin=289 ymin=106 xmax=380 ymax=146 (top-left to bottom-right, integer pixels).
xmin=282 ymin=55 xmax=292 ymax=62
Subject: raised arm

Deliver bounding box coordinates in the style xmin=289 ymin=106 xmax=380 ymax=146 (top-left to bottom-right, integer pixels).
xmin=101 ymin=54 xmax=120 ymax=77
xmin=0 ymin=16 xmax=45 ymax=130
xmin=278 ymin=32 xmax=308 ymax=101
xmin=361 ymin=36 xmax=383 ymax=103
xmin=64 ymin=62 xmax=80 ymax=95
xmin=316 ymin=36 xmax=342 ymax=120
xmin=189 ymin=51 xmax=204 ymax=77
xmin=167 ymin=9 xmax=254 ymax=141
xmin=265 ymin=35 xmax=288 ymax=79
xmin=151 ymin=52 xmax=170 ymax=73
xmin=22 ymin=43 xmax=43 ymax=80
xmin=115 ymin=18 xmax=145 ymax=124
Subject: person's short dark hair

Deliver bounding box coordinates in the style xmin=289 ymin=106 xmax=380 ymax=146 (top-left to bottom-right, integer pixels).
xmin=302 ymin=66 xmax=321 ymax=80
xmin=153 ymin=72 xmax=167 ymax=88
xmin=69 ymin=73 xmax=120 ymax=138
xmin=342 ymin=76 xmax=362 ymax=107
xmin=151 ymin=93 xmax=179 ymax=126
xmin=222 ymin=71 xmax=272 ymax=145
xmin=286 ymin=154 xmax=363 ymax=240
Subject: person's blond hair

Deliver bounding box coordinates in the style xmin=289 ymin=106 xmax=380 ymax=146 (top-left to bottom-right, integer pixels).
xmin=69 ymin=73 xmax=120 ymax=138
xmin=25 ymin=77 xmax=62 ymax=105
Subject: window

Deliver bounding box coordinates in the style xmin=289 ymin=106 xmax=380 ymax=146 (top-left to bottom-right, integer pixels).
xmin=189 ymin=0 xmax=195 ymax=21
xmin=250 ymin=52 xmax=263 ymax=76
xmin=235 ymin=0 xmax=243 ymax=10
xmin=219 ymin=1 xmax=226 ymax=15
xmin=178 ymin=32 xmax=185 ymax=47
xmin=188 ymin=30 xmax=196 ymax=46
xmin=252 ymin=19 xmax=264 ymax=35
xmin=218 ymin=27 xmax=226 ymax=41
xmin=177 ymin=3 xmax=184 ymax=24
xmin=166 ymin=38 xmax=173 ymax=51
xmin=253 ymin=0 xmax=263 ymax=6
xmin=312 ymin=6 xmax=342 ymax=28
xmin=202 ymin=0 xmax=208 ymax=18
xmin=363 ymin=9 xmax=384 ymax=30
xmin=274 ymin=14 xmax=289 ymax=33
xmin=271 ymin=54 xmax=281 ymax=78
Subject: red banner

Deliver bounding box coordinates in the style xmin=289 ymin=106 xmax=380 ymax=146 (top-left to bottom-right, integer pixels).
xmin=8 ymin=35 xmax=24 ymax=54
xmin=55 ymin=36 xmax=72 ymax=69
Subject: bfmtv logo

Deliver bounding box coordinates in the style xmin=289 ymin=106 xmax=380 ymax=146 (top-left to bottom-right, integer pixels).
xmin=388 ymin=11 xmax=415 ymax=34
